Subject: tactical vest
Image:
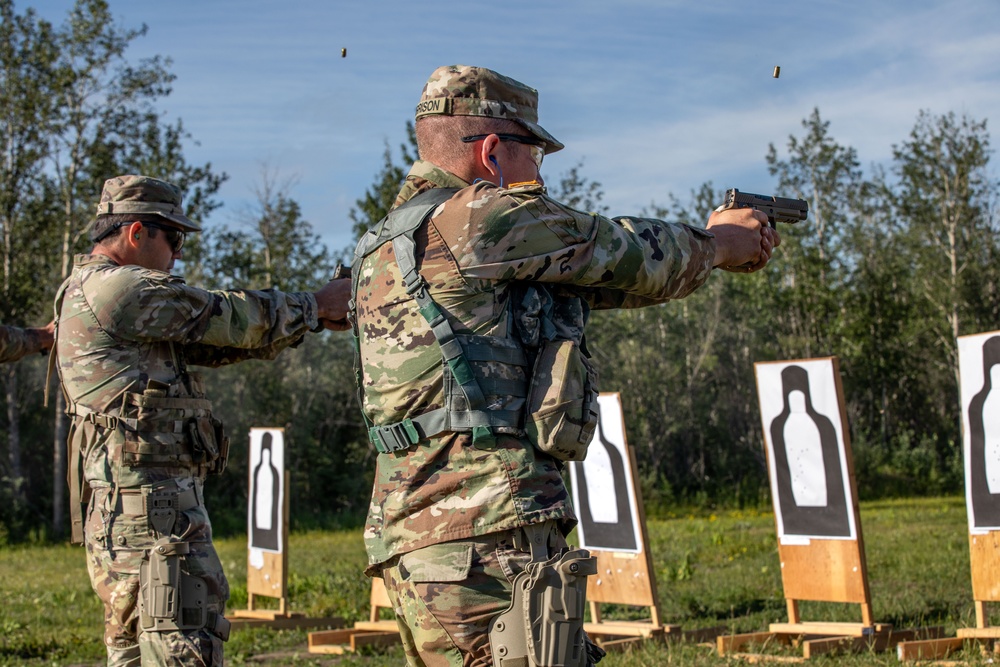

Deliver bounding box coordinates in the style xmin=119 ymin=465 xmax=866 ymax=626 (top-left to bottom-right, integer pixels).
xmin=51 ymin=275 xmax=229 ymax=543
xmin=350 ymin=189 xmax=531 ymax=453
xmin=350 ymin=188 xmax=599 ymax=460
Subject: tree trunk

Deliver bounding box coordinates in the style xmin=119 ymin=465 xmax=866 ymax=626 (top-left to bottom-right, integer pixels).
xmin=5 ymin=364 xmax=24 ymax=504
xmin=51 ymin=392 xmax=67 ymax=538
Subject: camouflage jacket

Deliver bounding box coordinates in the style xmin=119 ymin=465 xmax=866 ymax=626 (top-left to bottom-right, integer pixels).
xmin=0 ymin=325 xmax=40 ymax=363
xmin=56 ymin=253 xmax=320 ymax=491
xmin=355 ymin=160 xmax=717 ymax=569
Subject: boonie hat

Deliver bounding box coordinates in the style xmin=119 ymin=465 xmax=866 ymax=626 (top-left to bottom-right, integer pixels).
xmin=95 ymin=175 xmax=201 ymax=233
xmin=415 ymin=65 xmax=564 ymax=154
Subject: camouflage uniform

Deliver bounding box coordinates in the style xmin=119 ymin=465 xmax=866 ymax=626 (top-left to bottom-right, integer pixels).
xmin=354 ymin=65 xmax=717 ymax=667
xmin=0 ymin=324 xmax=44 ymax=363
xmin=56 ymin=176 xmax=321 ymax=667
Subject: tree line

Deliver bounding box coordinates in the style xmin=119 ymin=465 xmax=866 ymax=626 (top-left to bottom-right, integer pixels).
xmin=1 ymin=0 xmax=997 ymax=543
xmin=584 ymin=108 xmax=998 ymax=511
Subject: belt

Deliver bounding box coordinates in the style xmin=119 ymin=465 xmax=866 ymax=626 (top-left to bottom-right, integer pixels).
xmin=69 ymin=404 xmax=138 ymax=431
xmin=114 ymin=484 xmax=202 ymax=516
xmin=511 ymin=521 xmax=562 ymax=562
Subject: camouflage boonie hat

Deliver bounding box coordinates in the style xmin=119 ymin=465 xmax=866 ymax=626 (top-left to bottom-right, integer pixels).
xmin=95 ymin=175 xmax=201 ymax=233
xmin=415 ymin=65 xmax=564 ymax=154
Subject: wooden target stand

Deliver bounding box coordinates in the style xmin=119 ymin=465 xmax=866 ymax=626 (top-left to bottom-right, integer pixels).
xmin=581 ymin=448 xmax=674 ymax=652
xmin=572 ymin=393 xmax=723 ymax=653
xmin=718 ymin=359 xmax=936 ymax=661
xmin=896 ymin=532 xmax=1000 ymax=662
xmin=583 ymin=497 xmax=723 ymax=651
xmin=228 ymin=429 xmax=343 ymax=631
xmin=896 ymin=331 xmax=1000 ymax=661
xmin=308 ymin=576 xmax=401 ymax=654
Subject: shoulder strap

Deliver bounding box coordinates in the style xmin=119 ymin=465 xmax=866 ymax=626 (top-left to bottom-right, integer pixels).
xmin=48 ymin=275 xmax=88 ymax=542
xmin=384 ymin=190 xmax=495 ymax=425
xmin=351 ymin=188 xmax=457 ymax=281
xmin=348 ymin=189 xmax=460 ymax=437
xmin=350 ymin=188 xmax=513 ymax=453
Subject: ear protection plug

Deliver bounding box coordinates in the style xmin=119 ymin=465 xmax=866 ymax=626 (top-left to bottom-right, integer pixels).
xmin=488 ymin=155 xmax=504 ymax=188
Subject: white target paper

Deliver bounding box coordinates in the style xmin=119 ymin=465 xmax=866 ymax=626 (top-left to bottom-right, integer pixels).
xmin=958 ymin=330 xmax=1000 ymax=533
xmin=756 ymin=359 xmax=856 ymax=544
xmin=248 ymin=428 xmax=284 ymax=564
xmin=569 ymin=394 xmax=643 ymax=554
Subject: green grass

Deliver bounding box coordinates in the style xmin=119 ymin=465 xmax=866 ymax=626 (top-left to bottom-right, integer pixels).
xmin=1 ymin=496 xmax=993 ymax=665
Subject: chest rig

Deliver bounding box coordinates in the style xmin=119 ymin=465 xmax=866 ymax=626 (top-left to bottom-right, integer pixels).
xmin=51 ymin=271 xmax=229 ymax=544
xmin=350 ymin=188 xmax=530 ymax=453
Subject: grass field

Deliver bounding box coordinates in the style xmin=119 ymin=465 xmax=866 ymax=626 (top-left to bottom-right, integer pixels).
xmin=1 ymin=496 xmax=993 ymax=665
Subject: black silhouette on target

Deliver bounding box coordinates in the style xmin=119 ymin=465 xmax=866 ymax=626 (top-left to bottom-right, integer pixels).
xmin=768 ymin=365 xmax=851 ymax=538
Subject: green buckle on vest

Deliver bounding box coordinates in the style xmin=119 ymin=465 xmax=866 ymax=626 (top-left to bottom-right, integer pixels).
xmin=370 ymin=419 xmax=420 ymax=454
xmin=471 ymin=425 xmax=496 ymax=450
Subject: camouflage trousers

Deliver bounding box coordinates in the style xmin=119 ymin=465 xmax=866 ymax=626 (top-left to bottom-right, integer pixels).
xmin=380 ymin=522 xmax=567 ymax=667
xmin=85 ymin=479 xmax=229 ymax=667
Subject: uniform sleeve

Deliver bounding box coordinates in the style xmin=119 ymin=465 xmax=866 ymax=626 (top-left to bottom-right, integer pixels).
xmin=440 ymin=185 xmax=718 ymax=304
xmin=91 ymin=270 xmax=319 ymax=350
xmin=0 ymin=325 xmax=37 ymax=363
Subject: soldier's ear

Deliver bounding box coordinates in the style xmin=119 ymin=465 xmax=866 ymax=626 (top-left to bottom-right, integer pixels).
xmin=126 ymin=221 xmax=144 ymax=247
xmin=480 ymin=135 xmax=501 ymax=176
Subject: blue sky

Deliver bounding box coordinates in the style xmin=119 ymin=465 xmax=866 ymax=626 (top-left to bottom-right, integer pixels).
xmin=30 ymin=0 xmax=1000 ymax=256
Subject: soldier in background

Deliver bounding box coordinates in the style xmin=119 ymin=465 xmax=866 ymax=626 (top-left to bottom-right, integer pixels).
xmin=54 ymin=175 xmax=350 ymax=666
xmin=0 ymin=322 xmax=54 ymax=363
xmin=350 ymin=65 xmax=779 ymax=667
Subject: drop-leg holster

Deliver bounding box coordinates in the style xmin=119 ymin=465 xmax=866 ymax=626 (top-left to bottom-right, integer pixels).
xmin=489 ymin=523 xmax=602 ymax=667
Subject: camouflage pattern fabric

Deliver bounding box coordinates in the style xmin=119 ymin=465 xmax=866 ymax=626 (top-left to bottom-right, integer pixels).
xmin=381 ymin=528 xmax=540 ymax=667
xmin=415 ymin=64 xmax=564 ymax=153
xmin=57 ymin=253 xmax=318 ymax=488
xmin=56 ymin=252 xmax=319 ymax=666
xmin=86 ymin=480 xmax=226 ymax=666
xmin=95 ymin=174 xmax=202 ymax=233
xmin=514 ymin=285 xmax=598 ymax=462
xmin=355 ymin=159 xmax=717 ymax=572
xmin=0 ymin=324 xmax=42 ymax=363
xmin=358 ymin=159 xmax=716 ymax=666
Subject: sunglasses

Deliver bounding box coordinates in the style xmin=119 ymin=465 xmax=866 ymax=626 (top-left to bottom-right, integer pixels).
xmin=142 ymin=221 xmax=186 ymax=253
xmin=461 ymin=133 xmax=545 ymax=170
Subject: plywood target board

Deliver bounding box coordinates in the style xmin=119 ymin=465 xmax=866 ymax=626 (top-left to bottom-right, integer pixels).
xmin=569 ymin=393 xmax=659 ymax=614
xmin=892 ymin=332 xmax=1000 ymax=658
xmin=754 ymin=358 xmax=870 ymax=610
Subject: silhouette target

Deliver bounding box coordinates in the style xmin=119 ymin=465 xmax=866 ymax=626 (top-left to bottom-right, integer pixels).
xmin=967 ymin=335 xmax=1000 ymax=529
xmin=575 ymin=406 xmax=638 ymax=552
xmin=769 ymin=365 xmax=851 ymax=538
xmin=250 ymin=432 xmax=281 ymax=552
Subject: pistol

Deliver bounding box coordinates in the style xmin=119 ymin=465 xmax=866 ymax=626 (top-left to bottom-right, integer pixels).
xmin=719 ymin=189 xmax=808 ymax=228
xmin=332 ymin=263 xmax=352 ymax=281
